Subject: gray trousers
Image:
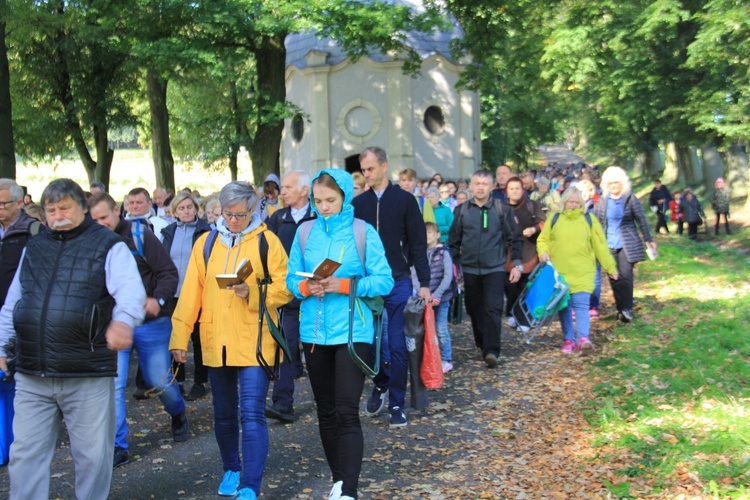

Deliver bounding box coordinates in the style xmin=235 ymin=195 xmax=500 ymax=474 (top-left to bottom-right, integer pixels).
xmin=9 ymin=373 xmax=115 ymax=500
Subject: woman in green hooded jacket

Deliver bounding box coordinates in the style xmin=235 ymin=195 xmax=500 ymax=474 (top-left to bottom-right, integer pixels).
xmin=537 ymin=187 xmax=618 ymax=355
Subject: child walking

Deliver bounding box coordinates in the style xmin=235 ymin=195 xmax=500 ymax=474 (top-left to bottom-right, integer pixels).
xmin=413 ymin=222 xmax=455 ymax=373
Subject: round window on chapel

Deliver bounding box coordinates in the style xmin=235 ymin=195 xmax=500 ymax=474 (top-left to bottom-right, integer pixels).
xmin=423 ymin=106 xmax=445 ymax=135
xmin=291 ymin=115 xmax=305 ymax=143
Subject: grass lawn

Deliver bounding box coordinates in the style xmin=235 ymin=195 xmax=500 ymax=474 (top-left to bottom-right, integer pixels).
xmin=583 ymin=214 xmax=750 ymax=497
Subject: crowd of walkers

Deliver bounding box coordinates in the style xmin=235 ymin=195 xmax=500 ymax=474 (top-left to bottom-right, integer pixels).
xmin=0 ymin=149 xmax=734 ymax=499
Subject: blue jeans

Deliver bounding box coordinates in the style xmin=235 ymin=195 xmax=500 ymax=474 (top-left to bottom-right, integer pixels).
xmin=210 ymin=365 xmax=270 ymax=495
xmin=558 ymin=292 xmax=591 ymax=342
xmin=434 ymin=301 xmax=452 ymax=362
xmin=372 ymin=277 xmax=411 ymax=410
xmin=590 ymin=263 xmax=602 ymax=310
xmin=115 ymin=316 xmax=185 ymax=451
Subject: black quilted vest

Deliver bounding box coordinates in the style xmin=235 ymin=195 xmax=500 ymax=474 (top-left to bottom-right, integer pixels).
xmin=13 ymin=215 xmax=123 ymax=377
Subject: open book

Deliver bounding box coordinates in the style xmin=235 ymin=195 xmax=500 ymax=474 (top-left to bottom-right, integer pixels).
xmin=295 ymin=258 xmax=341 ymax=280
xmin=216 ymin=258 xmax=253 ymax=288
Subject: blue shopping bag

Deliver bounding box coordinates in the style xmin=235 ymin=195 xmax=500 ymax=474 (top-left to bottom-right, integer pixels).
xmin=0 ymin=370 xmax=14 ymax=466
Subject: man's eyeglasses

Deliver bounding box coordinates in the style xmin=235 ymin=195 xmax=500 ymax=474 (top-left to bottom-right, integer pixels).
xmin=222 ymin=212 xmax=248 ymax=221
xmin=0 ymin=200 xmax=18 ymax=209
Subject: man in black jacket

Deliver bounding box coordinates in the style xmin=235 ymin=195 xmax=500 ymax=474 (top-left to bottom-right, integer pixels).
xmin=0 ymin=179 xmax=42 ymax=308
xmin=352 ymin=147 xmax=431 ymax=428
xmin=90 ymin=193 xmax=188 ymax=469
xmin=0 ymin=179 xmax=145 ymax=500
xmin=449 ymin=170 xmax=523 ymax=368
xmin=264 ymin=169 xmax=315 ymax=423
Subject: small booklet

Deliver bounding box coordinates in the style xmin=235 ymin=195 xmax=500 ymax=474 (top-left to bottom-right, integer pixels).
xmin=295 ymin=258 xmax=341 ymax=280
xmin=216 ymin=258 xmax=253 ymax=288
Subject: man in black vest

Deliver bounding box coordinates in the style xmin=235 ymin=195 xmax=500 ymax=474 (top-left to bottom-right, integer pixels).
xmin=0 ymin=179 xmax=146 ymax=500
xmin=264 ymin=170 xmax=315 ymax=423
xmin=0 ymin=179 xmax=42 ymax=308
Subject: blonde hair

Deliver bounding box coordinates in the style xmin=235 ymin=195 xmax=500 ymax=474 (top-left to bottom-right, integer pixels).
xmin=351 ymin=172 xmax=366 ymax=190
xmin=576 ymin=179 xmax=596 ymax=202
xmin=559 ymin=186 xmax=583 ymax=211
xmin=170 ymin=191 xmax=199 ymax=215
xmin=600 ymin=166 xmax=631 ymax=195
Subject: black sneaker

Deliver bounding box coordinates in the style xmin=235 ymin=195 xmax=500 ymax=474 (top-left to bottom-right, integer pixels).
xmin=172 ymin=411 xmax=189 ymax=442
xmin=113 ymin=446 xmax=129 ymax=469
xmin=364 ymin=386 xmax=388 ymax=417
xmin=619 ymin=309 xmax=632 ymax=323
xmin=265 ymin=403 xmax=296 ymax=423
xmin=186 ymin=383 xmax=207 ymax=401
xmin=389 ymin=406 xmax=407 ymax=428
xmin=132 ymin=388 xmax=151 ymax=400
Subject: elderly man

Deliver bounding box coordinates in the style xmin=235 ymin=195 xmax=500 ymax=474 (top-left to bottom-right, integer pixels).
xmin=153 ymin=187 xmax=168 ymax=217
xmin=0 ymin=178 xmax=145 ymax=500
xmin=264 ymin=169 xmax=315 ymax=423
xmin=491 ymin=164 xmax=512 ymax=202
xmin=0 ymin=179 xmax=42 ymax=308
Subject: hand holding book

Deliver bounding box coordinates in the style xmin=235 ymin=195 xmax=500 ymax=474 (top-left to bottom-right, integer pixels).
xmin=216 ymin=258 xmax=254 ymax=288
xmin=294 ymin=258 xmax=341 ymax=280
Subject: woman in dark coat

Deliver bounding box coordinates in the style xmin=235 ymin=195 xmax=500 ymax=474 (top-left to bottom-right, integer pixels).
xmin=161 ymin=192 xmax=213 ymax=400
xmin=593 ymin=166 xmax=656 ymax=323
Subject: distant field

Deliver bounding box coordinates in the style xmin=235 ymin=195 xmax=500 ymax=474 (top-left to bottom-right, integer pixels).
xmin=17 ymin=149 xmax=255 ymax=201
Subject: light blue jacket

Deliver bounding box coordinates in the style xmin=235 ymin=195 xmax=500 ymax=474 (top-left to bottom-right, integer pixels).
xmin=286 ymin=169 xmax=394 ymax=346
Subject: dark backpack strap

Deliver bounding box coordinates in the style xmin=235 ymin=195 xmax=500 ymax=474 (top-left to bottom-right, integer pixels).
xmin=258 ymin=231 xmax=270 ymax=283
xmin=203 ymin=229 xmax=219 ymax=268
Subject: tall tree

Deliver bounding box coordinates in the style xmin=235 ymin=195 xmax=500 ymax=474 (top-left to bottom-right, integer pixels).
xmin=0 ymin=0 xmax=14 ymax=178
xmin=8 ymin=0 xmax=137 ymax=189
xmin=447 ymin=0 xmax=563 ymax=168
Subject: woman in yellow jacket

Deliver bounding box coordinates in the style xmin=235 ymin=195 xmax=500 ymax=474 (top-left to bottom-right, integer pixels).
xmin=536 ymin=187 xmax=618 ymax=356
xmin=170 ymin=181 xmax=293 ymax=500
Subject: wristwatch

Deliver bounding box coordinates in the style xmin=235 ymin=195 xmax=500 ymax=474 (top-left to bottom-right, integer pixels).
xmin=514 ymin=264 xmax=524 ymax=272
xmin=156 ymin=297 xmax=166 ymax=307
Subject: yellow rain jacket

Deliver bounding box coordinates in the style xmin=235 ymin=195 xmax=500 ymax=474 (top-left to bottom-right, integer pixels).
xmin=536 ymin=209 xmax=617 ymax=294
xmin=170 ymin=224 xmax=293 ymax=367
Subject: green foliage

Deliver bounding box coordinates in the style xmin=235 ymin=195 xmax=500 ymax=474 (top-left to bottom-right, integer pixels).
xmin=448 ymin=0 xmax=563 ymax=167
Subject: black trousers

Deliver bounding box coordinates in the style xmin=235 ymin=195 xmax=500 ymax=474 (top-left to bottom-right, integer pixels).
xmin=715 ymin=212 xmax=731 ymax=235
xmin=303 ymin=342 xmax=369 ymax=499
xmin=464 ymin=271 xmax=505 ymax=357
xmin=655 ymin=210 xmax=669 ymax=234
xmin=172 ymin=323 xmax=208 ymax=384
xmin=608 ymin=248 xmax=635 ymax=311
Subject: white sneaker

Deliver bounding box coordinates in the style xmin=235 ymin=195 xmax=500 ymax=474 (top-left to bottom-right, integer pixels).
xmin=517 ymin=325 xmax=530 ymax=333
xmin=507 ymin=317 xmax=517 ymax=328
xmin=328 ymin=480 xmax=343 ymax=500
xmin=442 ymin=361 xmax=453 ymax=374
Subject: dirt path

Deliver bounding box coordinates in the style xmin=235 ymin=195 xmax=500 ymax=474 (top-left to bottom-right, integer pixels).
xmin=0 ymin=307 xmax=630 ymax=499
xmin=537 ymin=144 xmax=588 ymax=166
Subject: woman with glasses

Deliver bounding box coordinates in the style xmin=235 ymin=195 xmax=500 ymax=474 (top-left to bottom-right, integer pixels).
xmin=286 ymin=169 xmax=393 ymax=500
xmin=593 ymin=166 xmax=656 ymax=323
xmin=170 ymin=181 xmax=293 ymax=500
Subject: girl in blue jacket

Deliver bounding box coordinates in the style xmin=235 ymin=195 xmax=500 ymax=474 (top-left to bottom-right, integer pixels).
xmin=286 ymin=169 xmax=393 ymax=500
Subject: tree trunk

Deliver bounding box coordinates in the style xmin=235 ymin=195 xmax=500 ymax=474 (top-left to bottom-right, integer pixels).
xmin=642 ymin=143 xmax=663 ymax=179
xmin=676 ymin=144 xmax=697 ymax=184
xmin=663 ymin=142 xmax=682 ymax=185
xmin=147 ymin=69 xmax=175 ymax=192
xmin=723 ymin=142 xmax=748 ymax=199
xmin=0 ymin=6 xmax=15 ymax=179
xmin=93 ymin=123 xmax=113 ymax=189
xmin=250 ymin=33 xmax=286 ymax=184
xmin=701 ymin=142 xmax=724 ymax=191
